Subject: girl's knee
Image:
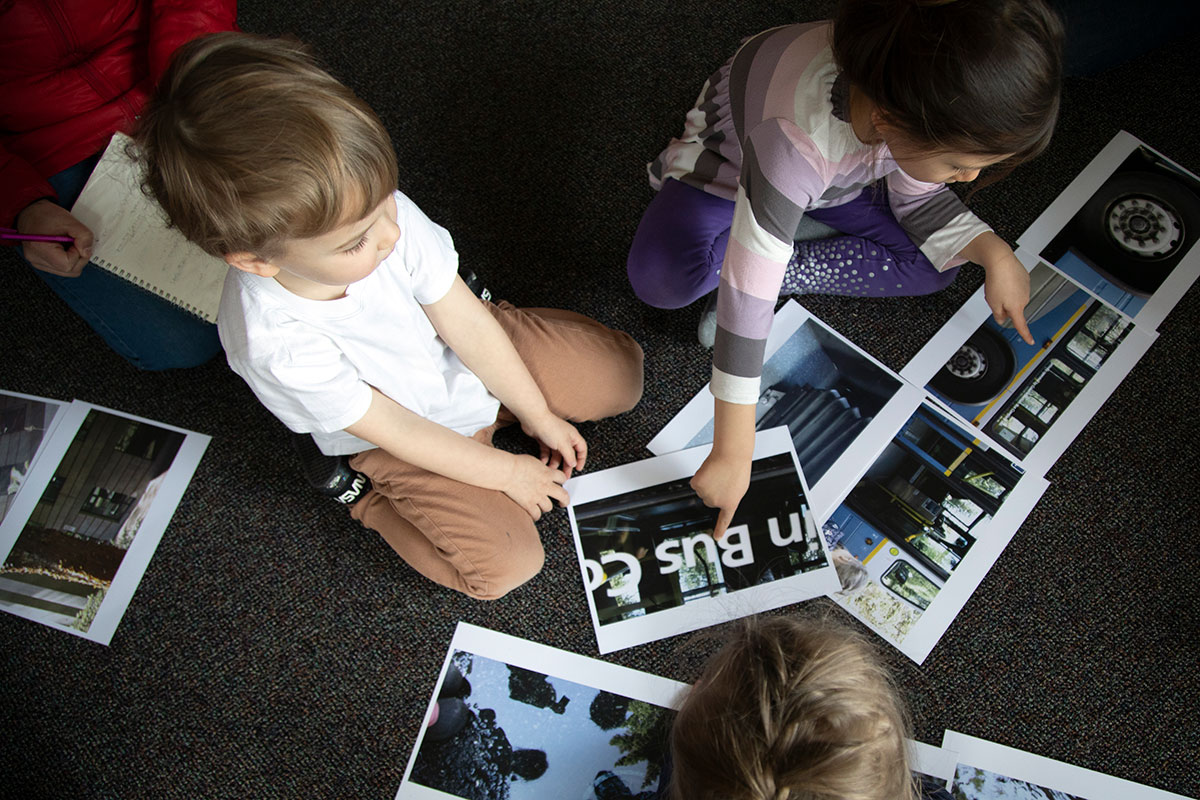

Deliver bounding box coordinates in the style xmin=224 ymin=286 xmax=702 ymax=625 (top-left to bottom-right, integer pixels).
xmin=626 ymin=215 xmax=724 ymax=308
xmin=914 ymin=262 xmax=959 ymax=294
xmin=627 ymin=249 xmax=707 ymax=309
xmin=889 ymin=253 xmax=959 ymax=296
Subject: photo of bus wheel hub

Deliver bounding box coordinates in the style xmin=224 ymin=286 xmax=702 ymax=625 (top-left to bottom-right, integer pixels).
xmin=1106 ymin=195 xmax=1181 ymax=258
xmin=946 ymin=344 xmax=987 ymax=380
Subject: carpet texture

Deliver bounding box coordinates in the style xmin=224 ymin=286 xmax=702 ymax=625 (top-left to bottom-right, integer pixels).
xmin=2 ymin=2 xmax=1198 ymax=798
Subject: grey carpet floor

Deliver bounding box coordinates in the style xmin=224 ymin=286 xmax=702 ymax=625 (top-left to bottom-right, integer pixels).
xmin=2 ymin=2 xmax=1197 ymax=798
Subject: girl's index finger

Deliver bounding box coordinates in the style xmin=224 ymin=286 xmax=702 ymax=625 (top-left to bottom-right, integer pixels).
xmin=1010 ymin=306 xmax=1034 ymax=345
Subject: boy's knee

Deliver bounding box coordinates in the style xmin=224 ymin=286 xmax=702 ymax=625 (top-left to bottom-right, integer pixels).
xmin=608 ymin=334 xmax=645 ymax=415
xmin=460 ymin=511 xmax=544 ymax=601
xmin=565 ymin=329 xmax=644 ymax=421
xmin=466 ymin=535 xmax=545 ymax=601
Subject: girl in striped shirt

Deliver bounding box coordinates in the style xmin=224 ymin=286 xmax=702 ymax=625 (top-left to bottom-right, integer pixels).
xmin=627 ymin=0 xmax=1063 ymax=535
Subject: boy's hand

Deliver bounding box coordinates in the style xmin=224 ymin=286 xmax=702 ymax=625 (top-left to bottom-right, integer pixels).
xmin=504 ymin=453 xmax=570 ymax=521
xmin=520 ymin=411 xmax=587 ymax=478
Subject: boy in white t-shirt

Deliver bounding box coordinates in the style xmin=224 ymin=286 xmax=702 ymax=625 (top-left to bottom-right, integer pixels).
xmin=136 ymin=33 xmax=643 ymax=600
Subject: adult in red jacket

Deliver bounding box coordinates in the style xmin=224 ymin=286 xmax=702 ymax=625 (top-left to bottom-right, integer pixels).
xmin=1 ymin=0 xmax=237 ymax=370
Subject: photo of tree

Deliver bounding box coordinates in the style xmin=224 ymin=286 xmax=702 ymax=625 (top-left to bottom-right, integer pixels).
xmin=410 ymin=650 xmax=674 ymax=800
xmin=953 ymin=764 xmax=1084 ymax=800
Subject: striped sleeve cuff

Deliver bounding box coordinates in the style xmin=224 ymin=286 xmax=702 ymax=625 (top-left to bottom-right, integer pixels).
xmin=919 ymin=211 xmax=992 ymax=271
xmin=710 ymin=366 xmax=762 ymax=405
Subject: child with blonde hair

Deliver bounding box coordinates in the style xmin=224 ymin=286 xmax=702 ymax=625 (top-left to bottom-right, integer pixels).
xmin=663 ymin=614 xmax=929 ymax=800
xmin=137 ymin=33 xmax=643 ymax=600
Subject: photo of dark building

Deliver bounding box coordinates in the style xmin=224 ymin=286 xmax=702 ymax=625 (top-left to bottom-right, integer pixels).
xmin=0 ymin=410 xmax=186 ymax=631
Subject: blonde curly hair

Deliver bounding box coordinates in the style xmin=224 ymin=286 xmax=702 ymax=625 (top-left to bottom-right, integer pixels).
xmin=668 ymin=614 xmax=918 ymax=800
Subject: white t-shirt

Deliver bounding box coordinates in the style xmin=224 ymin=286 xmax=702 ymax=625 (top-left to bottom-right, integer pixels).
xmin=217 ymin=190 xmax=501 ymax=456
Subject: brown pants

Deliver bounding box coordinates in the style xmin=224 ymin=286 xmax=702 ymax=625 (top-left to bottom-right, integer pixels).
xmin=348 ymin=301 xmax=644 ymax=600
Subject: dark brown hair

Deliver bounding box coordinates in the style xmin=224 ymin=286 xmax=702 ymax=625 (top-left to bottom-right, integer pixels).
xmin=668 ymin=614 xmax=917 ymax=800
xmin=136 ymin=32 xmax=398 ymax=258
xmin=833 ymin=0 xmax=1064 ymax=170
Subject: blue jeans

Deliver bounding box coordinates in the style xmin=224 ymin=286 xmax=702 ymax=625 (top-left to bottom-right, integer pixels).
xmin=25 ymin=153 xmax=222 ymax=370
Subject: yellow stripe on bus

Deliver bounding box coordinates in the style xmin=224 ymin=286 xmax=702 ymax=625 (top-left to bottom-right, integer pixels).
xmin=971 ymin=302 xmax=1090 ymax=425
xmin=946 ymin=448 xmax=972 ymax=476
xmin=861 ymin=538 xmax=889 ymax=565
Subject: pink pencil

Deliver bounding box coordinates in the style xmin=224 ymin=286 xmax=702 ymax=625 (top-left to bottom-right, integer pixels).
xmin=0 ymin=229 xmax=76 ymax=244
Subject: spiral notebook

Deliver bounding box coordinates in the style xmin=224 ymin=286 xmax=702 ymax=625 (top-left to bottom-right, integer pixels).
xmin=70 ymin=134 xmax=227 ymax=323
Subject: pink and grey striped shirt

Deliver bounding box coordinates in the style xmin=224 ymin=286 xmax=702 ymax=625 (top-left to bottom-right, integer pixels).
xmin=649 ymin=22 xmax=990 ymax=405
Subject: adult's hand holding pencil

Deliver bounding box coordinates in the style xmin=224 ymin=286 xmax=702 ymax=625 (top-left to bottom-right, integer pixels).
xmin=11 ymin=199 xmax=94 ymax=277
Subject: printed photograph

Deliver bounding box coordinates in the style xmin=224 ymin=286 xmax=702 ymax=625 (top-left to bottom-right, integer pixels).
xmin=908 ymin=738 xmax=961 ymax=787
xmin=952 ymin=764 xmax=1083 ymax=800
xmin=0 ymin=408 xmax=186 ymax=634
xmin=575 ymin=451 xmax=824 ymax=628
xmin=409 ymin=650 xmax=675 ymax=800
xmin=1037 ymin=143 xmax=1200 ymax=326
xmin=0 ymin=392 xmax=64 ymax=524
xmin=825 ymin=402 xmax=1028 ymax=652
xmin=941 ymin=730 xmax=1194 ymax=800
xmin=926 ymin=263 xmax=1135 ymax=461
xmin=682 ymin=316 xmax=903 ymax=488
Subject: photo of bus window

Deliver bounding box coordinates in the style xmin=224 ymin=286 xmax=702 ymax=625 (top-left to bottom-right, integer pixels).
xmin=987 ymin=301 xmax=1132 ymax=458
xmin=926 ymin=262 xmax=1145 ymax=465
xmin=881 ymin=560 xmax=939 ymax=611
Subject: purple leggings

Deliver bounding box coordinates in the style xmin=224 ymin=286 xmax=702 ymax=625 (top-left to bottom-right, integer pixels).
xmin=626 ymin=178 xmax=958 ymax=308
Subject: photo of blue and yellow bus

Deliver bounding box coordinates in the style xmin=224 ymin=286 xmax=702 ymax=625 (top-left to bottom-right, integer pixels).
xmin=927 ymin=264 xmax=1134 ymax=461
xmin=825 ymin=402 xmax=1024 ymax=641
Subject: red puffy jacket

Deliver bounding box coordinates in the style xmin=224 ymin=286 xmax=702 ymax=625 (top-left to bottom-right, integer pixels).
xmin=0 ymin=0 xmax=238 ymax=228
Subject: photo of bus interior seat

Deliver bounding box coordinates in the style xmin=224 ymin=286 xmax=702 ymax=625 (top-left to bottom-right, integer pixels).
xmin=750 ymin=320 xmax=901 ymax=486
